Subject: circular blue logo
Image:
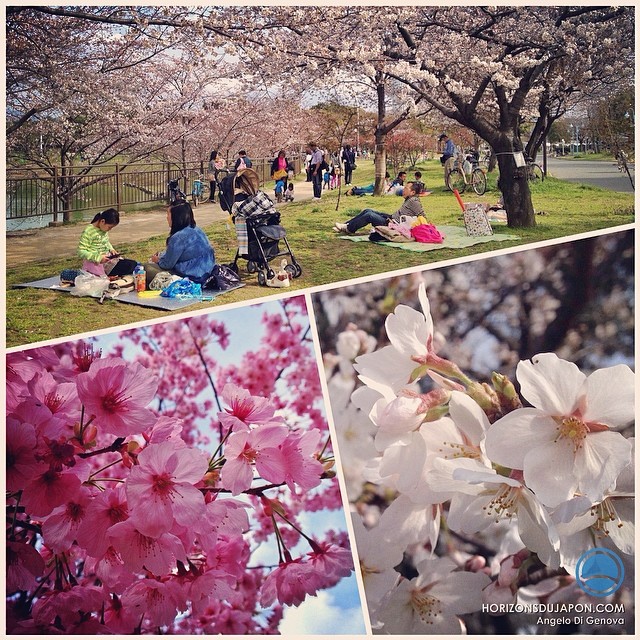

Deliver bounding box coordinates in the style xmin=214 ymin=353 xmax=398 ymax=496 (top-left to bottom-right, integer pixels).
xmin=575 ymin=547 xmax=624 ymax=597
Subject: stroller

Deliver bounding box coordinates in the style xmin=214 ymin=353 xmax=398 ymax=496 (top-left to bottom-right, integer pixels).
xmin=218 ymin=168 xmax=302 ymax=285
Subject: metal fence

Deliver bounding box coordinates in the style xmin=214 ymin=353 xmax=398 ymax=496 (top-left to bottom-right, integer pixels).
xmin=6 ymin=156 xmax=302 ymax=227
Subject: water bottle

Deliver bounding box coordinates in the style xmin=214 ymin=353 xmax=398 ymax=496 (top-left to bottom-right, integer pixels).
xmin=133 ymin=264 xmax=146 ymax=293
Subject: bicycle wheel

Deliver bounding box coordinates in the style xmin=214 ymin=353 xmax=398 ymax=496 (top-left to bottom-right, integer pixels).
xmin=471 ymin=169 xmax=487 ymax=195
xmin=529 ymin=164 xmax=544 ymax=182
xmin=446 ymin=168 xmax=466 ymax=193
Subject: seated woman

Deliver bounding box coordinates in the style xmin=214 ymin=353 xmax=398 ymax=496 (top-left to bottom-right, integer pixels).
xmin=333 ymin=181 xmax=424 ymax=234
xmin=145 ymin=200 xmax=215 ymax=285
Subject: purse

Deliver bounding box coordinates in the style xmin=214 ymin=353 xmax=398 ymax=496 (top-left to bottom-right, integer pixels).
xmin=463 ymin=204 xmax=493 ymax=236
xmin=97 ymin=275 xmax=135 ymax=303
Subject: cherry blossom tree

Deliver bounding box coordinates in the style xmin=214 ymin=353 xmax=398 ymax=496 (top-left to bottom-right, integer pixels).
xmin=6 ymin=298 xmax=359 ymax=634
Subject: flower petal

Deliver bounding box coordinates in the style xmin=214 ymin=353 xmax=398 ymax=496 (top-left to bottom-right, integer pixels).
xmin=516 ymin=353 xmax=585 ymax=415
xmin=583 ymin=365 xmax=635 ymax=428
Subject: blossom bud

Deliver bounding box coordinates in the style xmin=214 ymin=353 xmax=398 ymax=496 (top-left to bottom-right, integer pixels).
xmin=466 ymin=382 xmax=501 ymax=419
xmin=491 ymin=372 xmax=523 ymax=414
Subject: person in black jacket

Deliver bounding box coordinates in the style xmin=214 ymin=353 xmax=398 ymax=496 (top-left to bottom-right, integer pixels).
xmin=342 ymin=144 xmax=356 ymax=185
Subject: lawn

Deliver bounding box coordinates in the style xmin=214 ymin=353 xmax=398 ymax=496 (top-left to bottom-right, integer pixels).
xmin=6 ymin=159 xmax=634 ymax=348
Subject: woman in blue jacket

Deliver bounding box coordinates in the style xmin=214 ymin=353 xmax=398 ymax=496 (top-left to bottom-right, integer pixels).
xmin=146 ymin=200 xmax=215 ymax=285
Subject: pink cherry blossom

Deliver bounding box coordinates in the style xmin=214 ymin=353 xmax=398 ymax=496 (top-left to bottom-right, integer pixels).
xmin=217 ymin=383 xmax=278 ymax=433
xmin=275 ymin=429 xmax=324 ymax=492
xmin=122 ymin=578 xmax=182 ymax=628
xmin=75 ymin=485 xmax=128 ymax=557
xmin=76 ymin=357 xmax=159 ymax=437
xmin=41 ymin=487 xmax=92 ymax=553
xmin=21 ymin=469 xmax=82 ymax=517
xmin=107 ymin=519 xmax=187 ymax=575
xmin=260 ymin=557 xmax=322 ymax=607
xmin=306 ymin=541 xmax=354 ymax=586
xmin=6 ymin=541 xmax=46 ymax=592
xmin=6 ymin=416 xmax=47 ymax=492
xmin=220 ymin=425 xmax=288 ymax=495
xmin=126 ymin=441 xmax=208 ymax=537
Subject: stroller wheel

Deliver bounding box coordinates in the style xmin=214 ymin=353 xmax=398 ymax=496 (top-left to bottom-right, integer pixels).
xmin=257 ymin=270 xmax=267 ymax=286
xmin=287 ymin=262 xmax=302 ymax=278
xmin=266 ymin=268 xmax=275 ymax=280
xmin=246 ymin=260 xmax=258 ymax=274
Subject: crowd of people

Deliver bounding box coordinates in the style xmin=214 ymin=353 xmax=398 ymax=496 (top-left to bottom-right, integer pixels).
xmin=77 ymin=133 xmax=461 ymax=288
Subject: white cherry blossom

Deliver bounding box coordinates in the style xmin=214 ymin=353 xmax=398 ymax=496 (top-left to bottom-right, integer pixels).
xmin=375 ymin=556 xmax=490 ymax=634
xmin=485 ymin=353 xmax=633 ymax=507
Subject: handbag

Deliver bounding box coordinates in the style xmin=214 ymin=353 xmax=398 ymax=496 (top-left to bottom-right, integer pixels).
xmin=463 ymin=204 xmax=493 ymax=236
xmin=203 ymin=264 xmax=241 ymax=291
xmin=273 ymin=169 xmax=287 ymax=180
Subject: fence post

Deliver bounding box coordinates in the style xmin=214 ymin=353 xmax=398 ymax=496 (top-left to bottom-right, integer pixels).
xmin=52 ymin=166 xmax=59 ymax=225
xmin=115 ymin=163 xmax=121 ymax=212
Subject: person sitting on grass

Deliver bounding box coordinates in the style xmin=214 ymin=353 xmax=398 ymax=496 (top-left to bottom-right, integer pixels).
xmin=145 ymin=200 xmax=215 ymax=286
xmin=333 ymin=181 xmax=425 ymax=234
xmin=77 ymin=208 xmax=138 ymax=277
xmin=413 ymin=170 xmax=430 ymax=195
xmin=347 ymin=172 xmax=391 ymax=196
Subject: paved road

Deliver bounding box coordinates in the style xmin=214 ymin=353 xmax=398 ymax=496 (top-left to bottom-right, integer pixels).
xmin=545 ymin=157 xmax=634 ymax=192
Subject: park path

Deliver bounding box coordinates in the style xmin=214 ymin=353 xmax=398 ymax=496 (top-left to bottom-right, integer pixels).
xmin=5 ymin=179 xmax=317 ymax=268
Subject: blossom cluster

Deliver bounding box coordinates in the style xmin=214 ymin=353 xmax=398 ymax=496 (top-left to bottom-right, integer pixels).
xmin=6 ymin=301 xmax=355 ymax=634
xmin=326 ymin=284 xmax=634 ymax=634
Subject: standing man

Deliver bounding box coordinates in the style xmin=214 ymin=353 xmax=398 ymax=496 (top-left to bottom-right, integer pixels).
xmin=309 ymin=143 xmax=324 ymax=200
xmin=439 ymin=134 xmax=456 ymax=187
xmin=342 ymin=144 xmax=356 ymax=186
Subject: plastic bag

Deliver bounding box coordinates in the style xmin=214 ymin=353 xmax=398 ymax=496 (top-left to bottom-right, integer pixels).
xmin=71 ymin=273 xmax=110 ymax=297
xmin=160 ymin=278 xmax=202 ymax=299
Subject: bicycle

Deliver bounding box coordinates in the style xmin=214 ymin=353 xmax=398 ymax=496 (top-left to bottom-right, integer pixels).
xmin=446 ymin=151 xmax=487 ymax=195
xmin=168 ymin=178 xmax=187 ymax=204
xmin=191 ymin=174 xmax=207 ymax=207
xmin=524 ymin=155 xmax=544 ymax=182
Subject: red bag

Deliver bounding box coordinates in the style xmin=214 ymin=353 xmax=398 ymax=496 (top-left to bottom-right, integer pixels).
xmin=410 ymin=223 xmax=444 ymax=244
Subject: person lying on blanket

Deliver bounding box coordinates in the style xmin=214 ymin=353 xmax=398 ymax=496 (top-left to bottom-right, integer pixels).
xmin=145 ymin=200 xmax=215 ymax=286
xmin=333 ymin=182 xmax=425 ymax=234
xmin=77 ymin=208 xmax=138 ymax=277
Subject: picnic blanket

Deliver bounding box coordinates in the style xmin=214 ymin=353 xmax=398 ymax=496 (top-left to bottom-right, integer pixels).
xmin=339 ymin=224 xmax=518 ymax=251
xmin=12 ymin=276 xmax=243 ymax=310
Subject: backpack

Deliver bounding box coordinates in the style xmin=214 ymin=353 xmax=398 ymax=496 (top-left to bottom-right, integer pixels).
xmin=237 ymin=158 xmax=247 ymax=171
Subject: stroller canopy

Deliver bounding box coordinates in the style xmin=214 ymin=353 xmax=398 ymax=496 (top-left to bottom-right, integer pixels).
xmin=219 ymin=168 xmax=260 ymax=212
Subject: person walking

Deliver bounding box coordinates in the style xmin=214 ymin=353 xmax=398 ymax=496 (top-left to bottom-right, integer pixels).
xmin=309 ymin=143 xmax=325 ymax=200
xmin=270 ymin=150 xmax=291 ymax=190
xmin=342 ymin=144 xmax=356 ymax=185
xmin=207 ymin=150 xmax=225 ymax=203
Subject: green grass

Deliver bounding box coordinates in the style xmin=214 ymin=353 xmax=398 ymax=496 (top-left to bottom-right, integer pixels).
xmin=6 ymin=160 xmax=634 ymax=348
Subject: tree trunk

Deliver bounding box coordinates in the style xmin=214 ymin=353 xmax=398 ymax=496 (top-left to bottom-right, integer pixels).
xmin=495 ymin=149 xmax=536 ymax=227
xmin=373 ymin=128 xmax=387 ymax=195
